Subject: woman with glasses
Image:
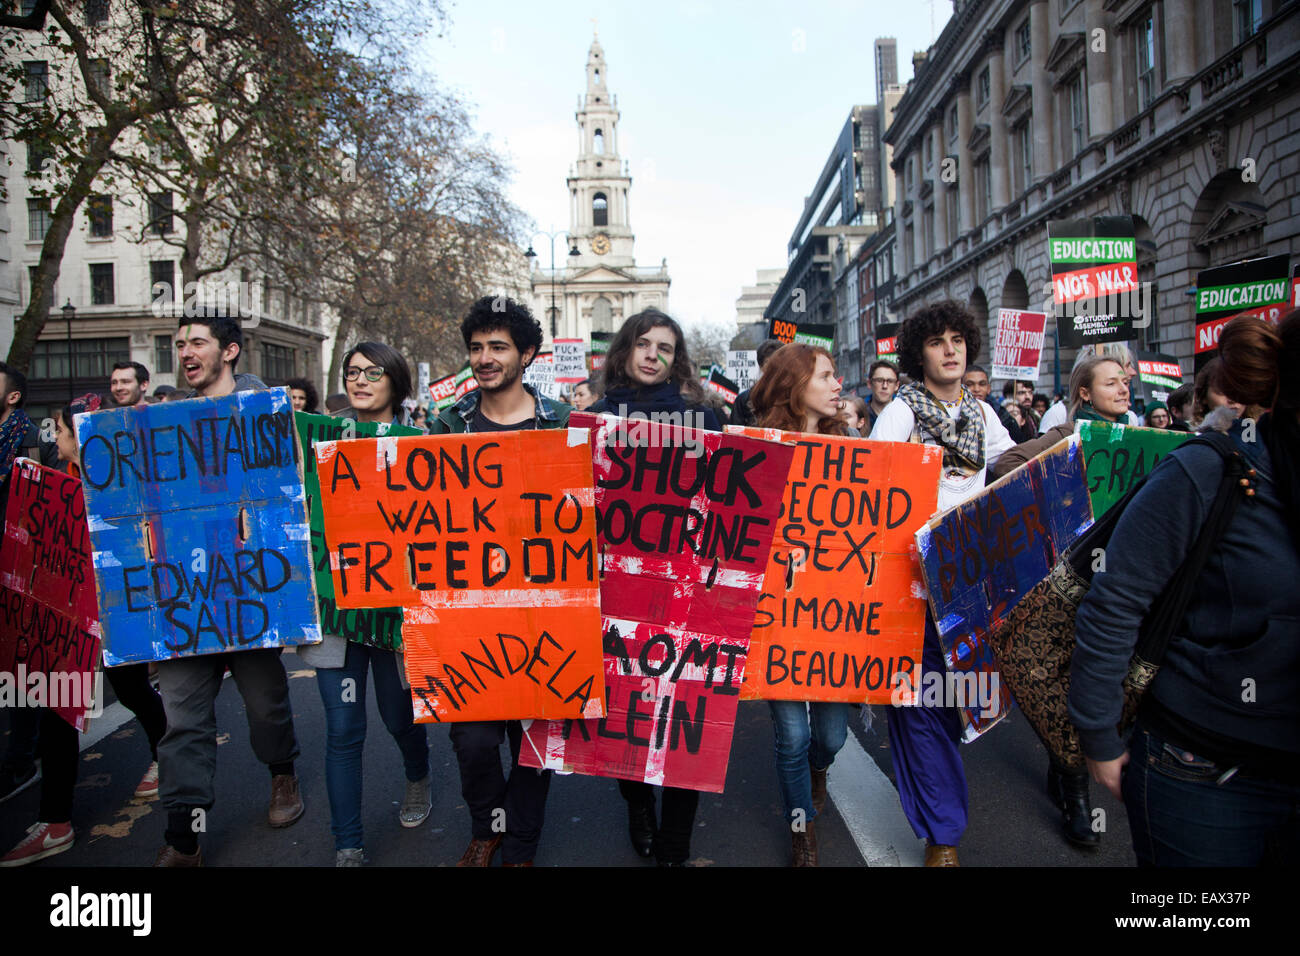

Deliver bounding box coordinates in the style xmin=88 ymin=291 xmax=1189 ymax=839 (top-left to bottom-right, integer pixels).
xmin=301 ymin=343 xmax=432 ymax=865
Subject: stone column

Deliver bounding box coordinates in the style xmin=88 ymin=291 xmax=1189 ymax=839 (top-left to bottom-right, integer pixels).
xmin=956 ymin=78 xmax=975 ymax=233
xmin=1030 ymin=0 xmax=1055 ymax=178
xmin=931 ymin=120 xmax=950 ymax=249
xmin=986 ymin=32 xmax=1011 ymax=208
xmin=1164 ymin=0 xmax=1196 ymax=84
xmin=1085 ymin=0 xmax=1114 ymax=139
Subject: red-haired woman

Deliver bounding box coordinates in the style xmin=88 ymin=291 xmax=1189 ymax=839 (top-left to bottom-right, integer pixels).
xmin=750 ymin=344 xmax=854 ymax=866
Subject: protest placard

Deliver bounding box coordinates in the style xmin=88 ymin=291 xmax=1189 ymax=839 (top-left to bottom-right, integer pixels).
xmin=991 ymin=309 xmax=1047 ymax=380
xmin=769 ymin=319 xmax=834 ymax=350
xmin=314 ymin=430 xmax=604 ymax=721
xmin=1193 ymin=254 xmax=1290 ymax=373
xmin=523 ymin=351 xmax=557 ymax=400
xmin=915 ymin=435 xmax=1093 ymax=740
xmin=554 ymin=339 xmax=588 ymax=384
xmin=590 ymin=331 xmax=613 ymax=372
xmin=725 ymin=350 xmax=759 ymax=391
xmin=296 ymin=413 xmax=421 ymax=649
xmin=726 ymin=427 xmax=942 ymax=703
xmin=705 ymin=368 xmax=739 ymax=409
xmin=77 ymin=389 xmax=320 ymax=665
xmin=874 ymin=322 xmax=900 ymax=364
xmin=1048 ymin=217 xmax=1139 ymax=348
xmin=1076 ymin=419 xmax=1191 ymax=518
xmin=522 ymin=413 xmax=794 ymax=791
xmin=1132 ymin=352 xmax=1185 ymax=404
xmin=0 ymin=461 xmax=100 ymax=729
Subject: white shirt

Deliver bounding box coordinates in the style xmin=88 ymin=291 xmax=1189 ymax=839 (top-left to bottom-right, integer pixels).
xmin=1039 ymin=400 xmax=1139 ymax=433
xmin=869 ymin=397 xmax=1014 ymax=513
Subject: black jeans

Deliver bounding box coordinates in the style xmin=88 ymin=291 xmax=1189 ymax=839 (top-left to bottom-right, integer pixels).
xmin=449 ymin=720 xmax=551 ymax=864
xmin=619 ymin=780 xmax=700 ymax=865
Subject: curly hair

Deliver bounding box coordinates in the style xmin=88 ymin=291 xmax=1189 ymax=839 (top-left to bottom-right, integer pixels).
xmin=895 ymin=300 xmax=981 ymax=382
xmin=601 ymin=308 xmax=706 ymax=403
xmin=460 ymin=295 xmax=544 ymax=360
xmin=750 ymin=344 xmax=847 ymax=436
xmin=285 ymin=377 xmax=319 ymax=414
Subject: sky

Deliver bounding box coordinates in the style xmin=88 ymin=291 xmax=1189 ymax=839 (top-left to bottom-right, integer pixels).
xmin=418 ymin=1 xmax=955 ymax=332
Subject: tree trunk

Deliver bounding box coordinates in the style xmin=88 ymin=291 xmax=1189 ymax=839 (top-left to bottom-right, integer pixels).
xmin=326 ymin=306 xmax=357 ymax=399
xmin=6 ymin=118 xmax=129 ymax=372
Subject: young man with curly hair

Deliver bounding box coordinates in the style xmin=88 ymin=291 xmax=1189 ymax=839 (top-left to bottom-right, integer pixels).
xmin=430 ymin=296 xmax=572 ymax=867
xmin=868 ymin=300 xmax=1014 ymax=866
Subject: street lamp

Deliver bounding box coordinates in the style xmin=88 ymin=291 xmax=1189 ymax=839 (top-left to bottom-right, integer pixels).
xmin=525 ymin=229 xmax=581 ymax=339
xmin=62 ymin=299 xmax=75 ymax=403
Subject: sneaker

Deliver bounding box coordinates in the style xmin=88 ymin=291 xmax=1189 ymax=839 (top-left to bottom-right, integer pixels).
xmin=336 ymin=848 xmax=366 ymax=867
xmin=0 ymin=822 xmax=74 ymax=867
xmin=399 ymin=776 xmax=432 ymax=828
xmin=134 ymin=761 xmax=160 ymax=801
xmin=267 ymin=774 xmax=304 ymax=828
xmin=0 ymin=763 xmax=41 ymax=805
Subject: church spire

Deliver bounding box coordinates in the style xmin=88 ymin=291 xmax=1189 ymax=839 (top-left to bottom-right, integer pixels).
xmin=585 ymin=33 xmax=606 ymax=104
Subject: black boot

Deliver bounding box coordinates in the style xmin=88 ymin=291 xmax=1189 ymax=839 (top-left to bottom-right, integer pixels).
xmin=1047 ymin=764 xmax=1100 ymax=848
xmin=627 ymin=797 xmax=657 ymax=859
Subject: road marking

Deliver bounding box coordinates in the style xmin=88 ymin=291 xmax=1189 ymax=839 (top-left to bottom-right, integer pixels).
xmin=828 ymin=729 xmax=926 ymax=867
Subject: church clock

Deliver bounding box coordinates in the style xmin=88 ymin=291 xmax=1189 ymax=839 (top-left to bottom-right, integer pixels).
xmin=591 ymin=233 xmax=611 ymax=256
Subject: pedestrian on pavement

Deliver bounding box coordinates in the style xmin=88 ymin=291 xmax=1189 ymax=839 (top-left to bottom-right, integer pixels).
xmin=588 ymin=308 xmax=719 ymax=866
xmin=572 ymin=378 xmax=601 ymax=411
xmin=154 ymin=316 xmax=304 ymax=867
xmin=1167 ymin=383 xmax=1193 ymax=432
xmin=731 ymin=339 xmax=784 ymax=428
xmin=1143 ymin=401 xmax=1170 ymax=429
xmin=749 ymin=343 xmax=856 ymax=867
xmin=1191 ymin=356 xmax=1244 ymax=427
xmin=1070 ymin=312 xmax=1300 ymax=866
xmin=1039 ymin=344 xmax=1141 ymax=432
xmin=1 ymin=395 xmax=167 ymax=867
xmin=301 ymin=343 xmax=432 ymax=867
xmin=285 ymin=377 xmax=320 ymax=415
xmin=844 ymin=395 xmax=870 ymax=433
xmin=108 ymin=362 xmax=151 ymax=407
xmin=430 ymin=296 xmax=569 ymax=867
xmin=864 ymin=360 xmax=901 ymax=432
xmin=869 ymin=300 xmax=1015 ymax=867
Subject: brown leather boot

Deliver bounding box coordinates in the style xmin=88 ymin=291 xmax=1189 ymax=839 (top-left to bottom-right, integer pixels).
xmin=456 ymin=835 xmax=503 ymax=867
xmin=267 ymin=774 xmax=304 ymax=828
xmin=791 ymin=820 xmax=818 ymax=867
xmin=924 ymin=843 xmax=959 ymax=867
xmin=810 ymin=767 xmax=828 ymax=814
xmin=154 ymin=845 xmax=203 ymax=867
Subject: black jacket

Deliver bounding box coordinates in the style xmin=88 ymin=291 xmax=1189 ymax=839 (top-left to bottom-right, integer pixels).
xmin=588 ymin=381 xmax=722 ymax=432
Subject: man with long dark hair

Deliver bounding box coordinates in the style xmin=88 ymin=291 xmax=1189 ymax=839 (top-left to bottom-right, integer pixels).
xmin=431 ymin=296 xmax=571 ymax=867
xmin=869 ymin=300 xmax=1013 ymax=867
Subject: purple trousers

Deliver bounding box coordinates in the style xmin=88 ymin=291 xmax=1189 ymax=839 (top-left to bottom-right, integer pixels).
xmin=886 ymin=615 xmax=969 ymax=846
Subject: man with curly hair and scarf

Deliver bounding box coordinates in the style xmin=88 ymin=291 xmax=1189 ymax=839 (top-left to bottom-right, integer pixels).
xmin=868 ymin=300 xmax=1014 ymax=866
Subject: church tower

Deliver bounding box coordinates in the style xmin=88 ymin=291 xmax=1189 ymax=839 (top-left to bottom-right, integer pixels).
xmin=568 ymin=36 xmax=634 ymax=266
xmin=530 ymin=35 xmax=669 ymax=346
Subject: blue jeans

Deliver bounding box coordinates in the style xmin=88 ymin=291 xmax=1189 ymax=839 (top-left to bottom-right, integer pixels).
xmin=315 ymin=641 xmax=429 ymax=852
xmin=768 ymin=700 xmax=853 ymax=823
xmin=1124 ymin=721 xmax=1300 ymax=867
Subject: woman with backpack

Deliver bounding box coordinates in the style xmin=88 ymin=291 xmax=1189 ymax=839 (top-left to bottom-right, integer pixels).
xmin=1069 ymin=313 xmax=1300 ymax=866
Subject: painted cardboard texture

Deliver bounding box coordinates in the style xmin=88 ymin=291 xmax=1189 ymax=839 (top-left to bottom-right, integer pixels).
xmin=296 ymin=413 xmax=420 ymax=649
xmin=0 ymin=460 xmax=100 ymax=729
xmin=726 ymin=426 xmax=943 ymax=704
xmin=314 ymin=429 xmax=604 ymax=722
xmin=76 ymin=389 xmax=320 ymax=665
xmin=1077 ymin=420 xmax=1191 ymax=518
xmin=522 ymin=413 xmax=793 ymax=792
xmin=915 ymin=435 xmax=1093 ymax=741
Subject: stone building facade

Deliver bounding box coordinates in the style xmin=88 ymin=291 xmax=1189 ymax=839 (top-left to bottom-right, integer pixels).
xmin=884 ymin=0 xmax=1300 ymax=387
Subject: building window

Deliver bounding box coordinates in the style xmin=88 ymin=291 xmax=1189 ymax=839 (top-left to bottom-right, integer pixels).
xmin=32 ymin=337 xmax=129 ymax=381
xmin=946 ymin=190 xmax=960 ymax=240
xmin=593 ymin=129 xmax=604 ymax=155
xmin=1234 ymin=0 xmax=1262 ymax=43
xmin=24 ymin=61 xmax=48 ymax=101
xmin=154 ymin=334 xmax=174 ymax=374
xmin=1069 ymin=72 xmax=1087 ymax=156
xmin=149 ymin=191 xmax=174 ymax=235
xmin=1136 ymin=14 xmax=1156 ymax=110
xmin=592 ymin=296 xmax=612 ymax=332
xmin=905 ymin=157 xmax=914 ymax=192
xmin=263 ymin=342 xmax=296 ymax=382
xmin=87 ymin=194 xmax=113 ymax=237
xmin=88 ymin=58 xmax=110 ymax=96
xmin=1015 ymin=121 xmax=1033 ymax=192
xmin=1015 ymin=17 xmax=1032 ymax=65
xmin=592 ymin=192 xmax=608 ymax=227
xmin=975 ymin=156 xmax=992 ymax=220
xmin=903 ymin=222 xmax=914 ymax=272
xmin=976 ymin=67 xmax=990 ymax=109
xmin=26 ymin=138 xmax=52 ymax=175
xmin=20 ymin=1 xmax=39 ymax=16
xmin=84 ymin=0 xmax=108 ymax=26
xmin=150 ymin=260 xmax=175 ymax=301
xmin=947 ymin=104 xmax=959 ymax=147
xmin=27 ymin=198 xmax=51 ymax=241
xmin=922 ymin=206 xmax=934 ymax=256
xmin=90 ymin=263 xmax=114 ymax=305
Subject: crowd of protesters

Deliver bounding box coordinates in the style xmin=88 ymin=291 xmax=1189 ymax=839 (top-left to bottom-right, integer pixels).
xmin=0 ymin=293 xmax=1294 ymax=870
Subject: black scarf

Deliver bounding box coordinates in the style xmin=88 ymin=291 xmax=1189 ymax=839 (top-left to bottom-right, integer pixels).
xmin=896 ymin=381 xmax=986 ymax=474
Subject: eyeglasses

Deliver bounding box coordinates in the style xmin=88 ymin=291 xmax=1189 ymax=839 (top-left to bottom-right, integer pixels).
xmin=344 ymin=366 xmax=386 ymax=383
xmin=870 ymin=377 xmax=898 ymax=386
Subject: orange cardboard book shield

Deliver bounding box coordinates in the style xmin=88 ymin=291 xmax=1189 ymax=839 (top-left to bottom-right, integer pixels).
xmin=313 ymin=430 xmax=604 ymax=722
xmin=725 ymin=426 xmax=942 ymax=703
